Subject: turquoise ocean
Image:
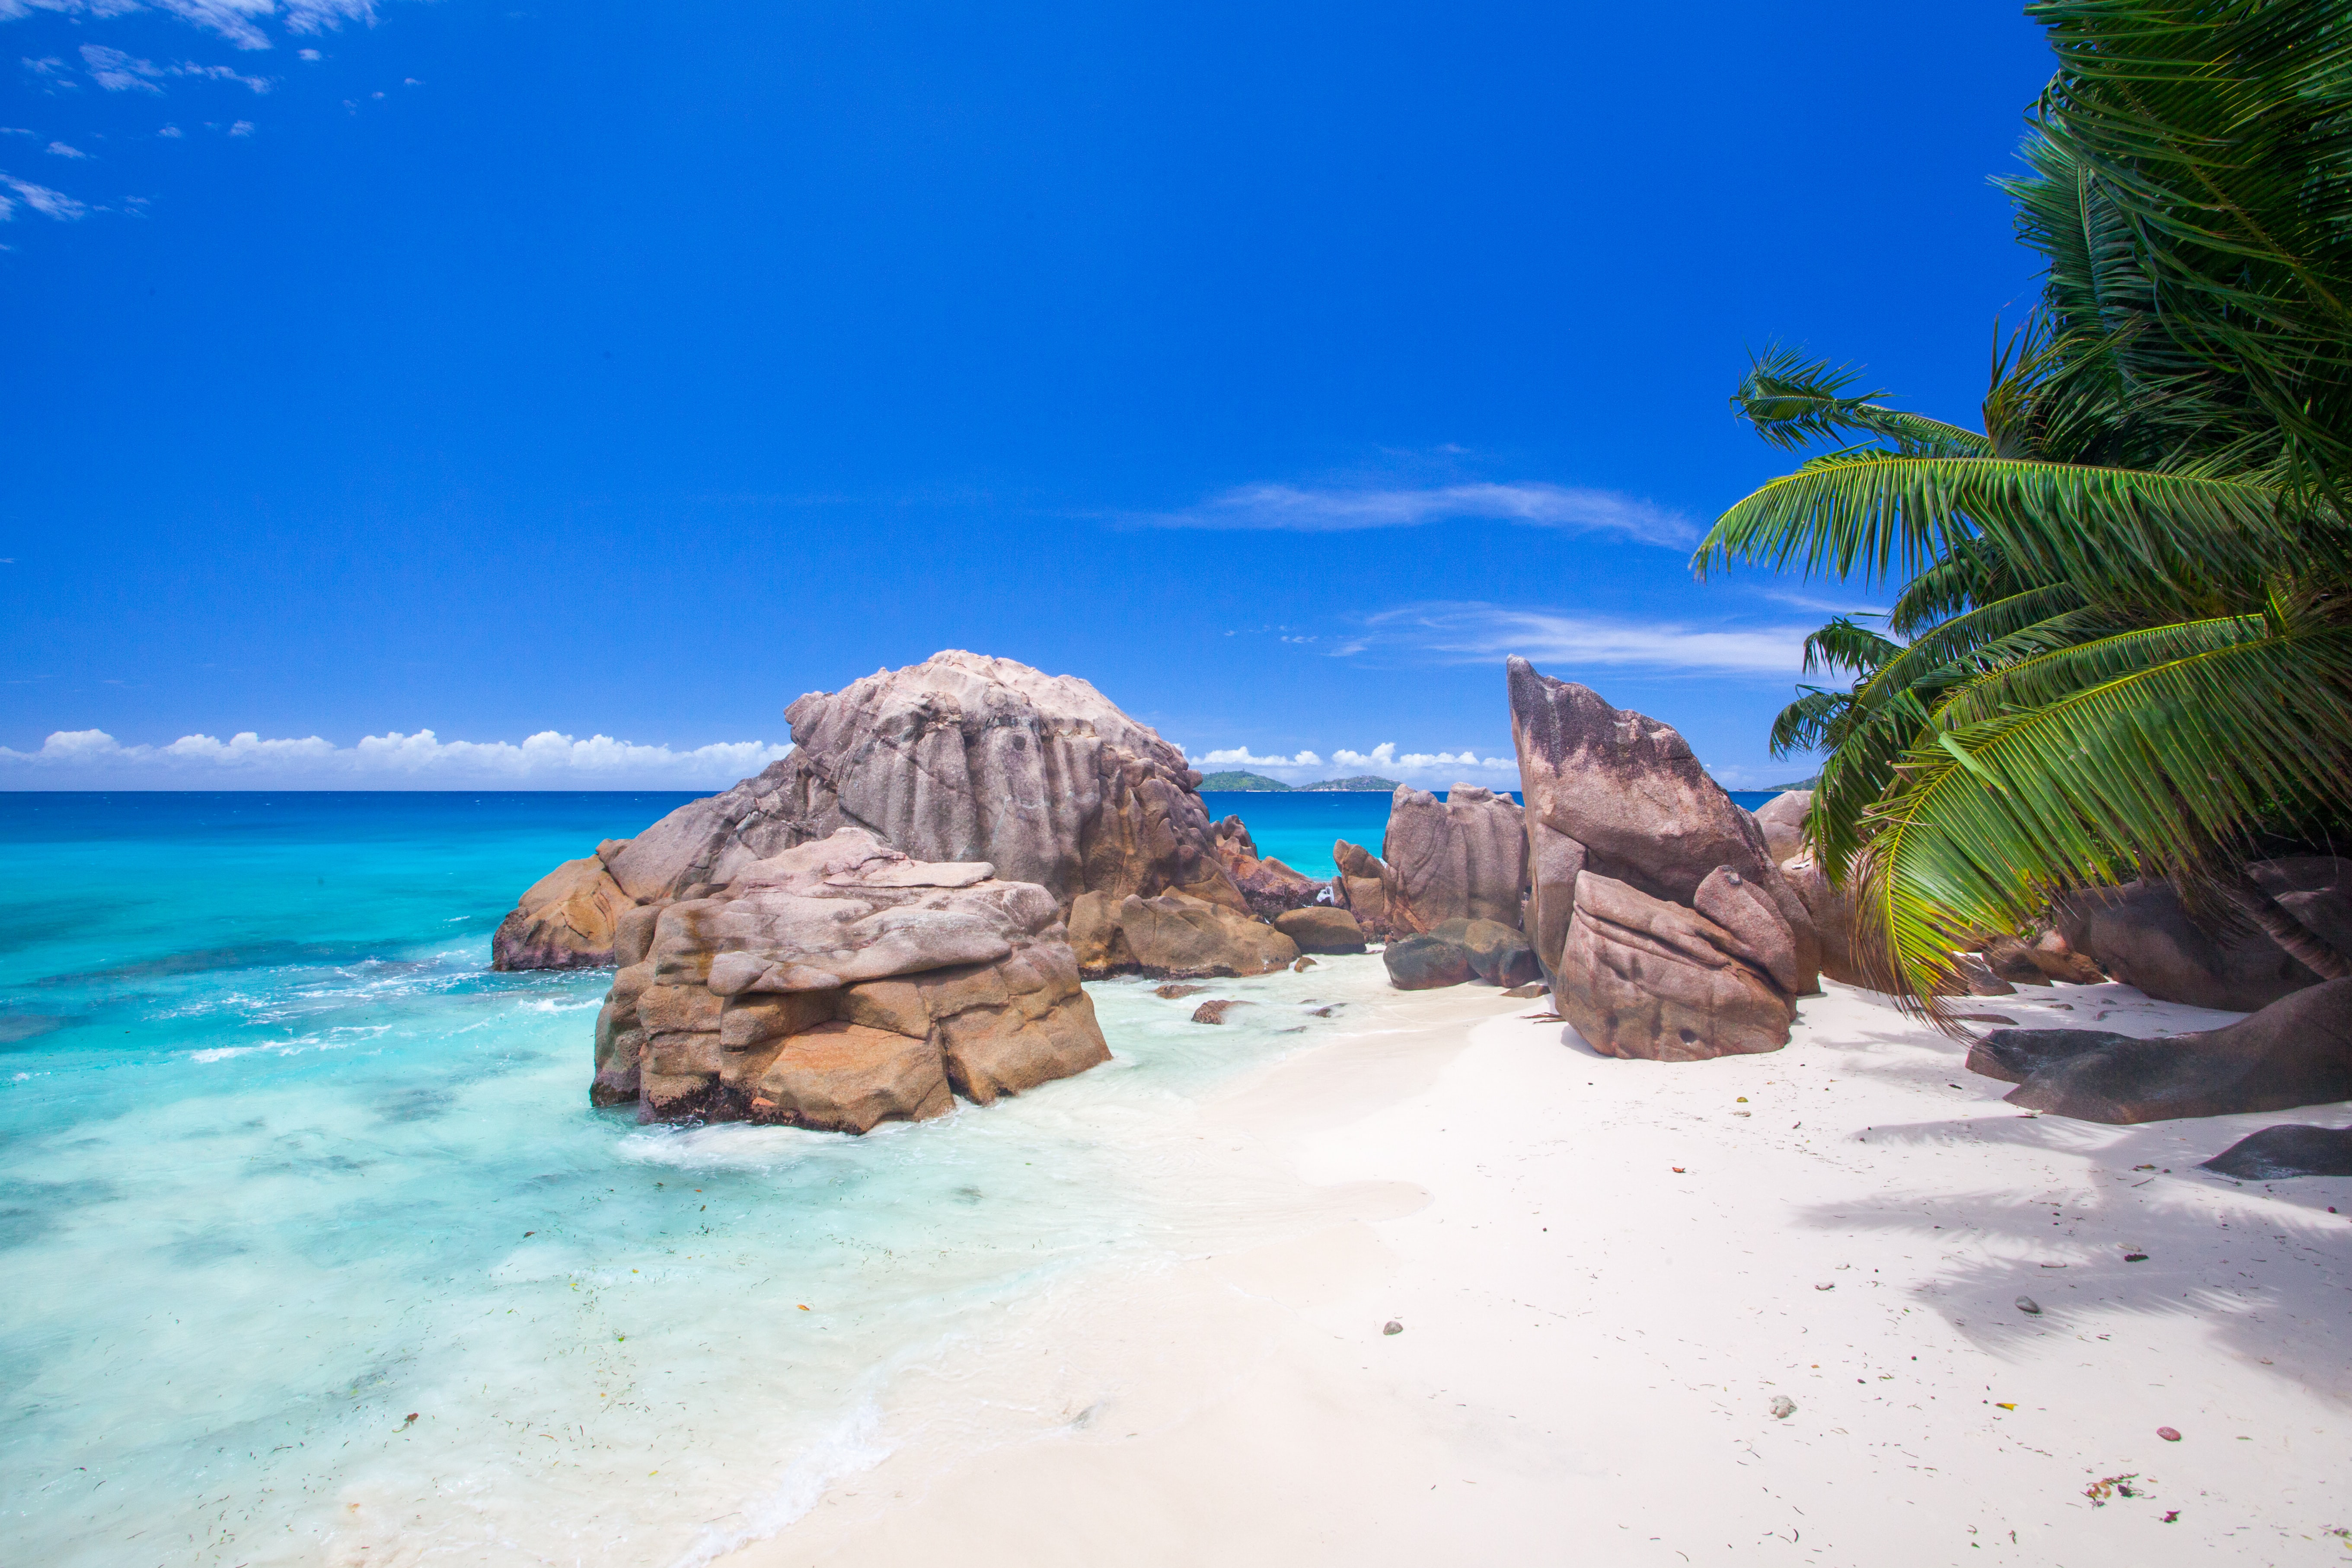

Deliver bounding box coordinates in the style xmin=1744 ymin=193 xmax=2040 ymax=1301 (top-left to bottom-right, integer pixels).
xmin=0 ymin=787 xmax=1778 ymax=1564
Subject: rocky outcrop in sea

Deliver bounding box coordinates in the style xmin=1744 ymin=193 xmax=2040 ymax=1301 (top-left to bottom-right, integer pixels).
xmin=496 ymin=651 xmax=1247 ymax=972
xmin=593 ymin=827 xmax=1108 ymax=1130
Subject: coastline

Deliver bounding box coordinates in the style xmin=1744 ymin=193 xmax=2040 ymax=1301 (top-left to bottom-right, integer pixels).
xmin=733 ymin=972 xmax=2352 ymax=1567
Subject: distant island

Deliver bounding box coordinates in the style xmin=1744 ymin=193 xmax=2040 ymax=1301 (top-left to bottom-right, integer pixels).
xmin=1198 ymin=771 xmax=1403 ymax=792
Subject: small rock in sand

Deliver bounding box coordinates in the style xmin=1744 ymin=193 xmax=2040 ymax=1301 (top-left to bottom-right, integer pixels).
xmin=2202 ymin=1123 xmax=2352 ymax=1179
xmin=1770 ymin=1396 xmax=1795 ymax=1419
xmin=1155 ymin=983 xmax=1208 ymax=1000
xmin=1382 ymin=1320 xmax=1403 ymax=1336
xmin=2157 ymin=1426 xmax=2181 ymax=1441
xmin=2016 ymin=1296 xmax=2042 ymax=1315
xmin=1293 ymin=955 xmax=1318 ymax=971
xmin=1191 ymin=1000 xmax=1252 ymax=1025
xmin=1503 ymin=981 xmax=1548 ymax=999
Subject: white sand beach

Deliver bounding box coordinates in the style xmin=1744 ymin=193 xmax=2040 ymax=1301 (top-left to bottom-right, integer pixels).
xmin=739 ymin=964 xmax=2352 ymax=1567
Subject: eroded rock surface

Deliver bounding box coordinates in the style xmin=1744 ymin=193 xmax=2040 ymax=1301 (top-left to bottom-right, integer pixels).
xmin=504 ymin=651 xmax=1248 ymax=973
xmin=1750 ymin=789 xmax=1812 ymax=864
xmin=1274 ymin=906 xmax=1367 ymax=955
xmin=591 ymin=827 xmax=1107 ymax=1131
xmin=1329 ymin=840 xmax=1400 ymax=938
xmin=1382 ymin=931 xmax=1474 ymax=990
xmin=1996 ymin=979 xmax=2352 ymax=1124
xmin=492 ymin=853 xmax=632 ymax=971
xmin=2057 ymin=879 xmax=2319 ymax=1012
xmin=1382 ymin=917 xmax=1538 ymax=990
xmin=1066 ymin=888 xmax=1299 ymax=979
xmin=2203 ymin=1124 xmax=2352 ymax=1178
xmin=1381 ymin=784 xmax=1526 ymax=932
xmin=1554 ymin=873 xmax=1797 ymax=1061
xmin=1209 ymin=814 xmax=1327 ymax=920
xmin=1508 ymin=657 xmax=1816 ymax=1060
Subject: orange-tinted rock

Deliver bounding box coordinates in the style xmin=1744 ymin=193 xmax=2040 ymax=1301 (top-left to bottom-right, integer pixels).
xmin=749 ymin=1022 xmax=953 ymax=1134
xmin=492 ymin=855 xmax=631 ymax=971
xmin=591 ymin=827 xmax=1107 ymax=1131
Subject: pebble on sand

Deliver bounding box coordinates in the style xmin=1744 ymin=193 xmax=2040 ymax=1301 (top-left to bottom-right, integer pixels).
xmin=1769 ymin=1396 xmax=1796 ymax=1420
xmin=2015 ymin=1296 xmax=2042 ymax=1314
xmin=1382 ymin=1320 xmax=1403 ymax=1336
xmin=2157 ymin=1426 xmax=2181 ymax=1441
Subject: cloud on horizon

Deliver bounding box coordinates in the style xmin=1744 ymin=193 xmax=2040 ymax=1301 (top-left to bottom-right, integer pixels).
xmin=1338 ymin=602 xmax=1811 ymax=677
xmin=1184 ymin=739 xmax=1517 ymax=786
xmin=1130 ymin=481 xmax=1695 ymax=547
xmin=0 ymin=728 xmax=793 ymax=789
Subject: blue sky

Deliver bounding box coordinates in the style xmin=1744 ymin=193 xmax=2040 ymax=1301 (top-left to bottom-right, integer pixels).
xmin=1 ymin=1 xmax=2055 ymax=789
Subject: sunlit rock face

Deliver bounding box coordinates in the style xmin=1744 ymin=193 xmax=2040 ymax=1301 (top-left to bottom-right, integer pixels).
xmin=602 ymin=650 xmax=1243 ymax=916
xmin=1507 ymin=656 xmax=1818 ymax=1061
xmin=592 ymin=827 xmax=1108 ymax=1132
xmin=1380 ymin=784 xmax=1526 ymax=934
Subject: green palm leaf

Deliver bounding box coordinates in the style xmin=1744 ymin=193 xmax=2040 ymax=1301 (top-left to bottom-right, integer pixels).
xmin=1857 ymin=622 xmax=2352 ymax=1009
xmin=1696 ymin=450 xmax=2303 ymax=601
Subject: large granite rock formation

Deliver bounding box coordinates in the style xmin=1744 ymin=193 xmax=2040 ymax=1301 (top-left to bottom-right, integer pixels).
xmin=1508 ymin=657 xmax=1818 ymax=1060
xmin=1750 ymin=789 xmax=1812 ymax=864
xmin=492 ymin=852 xmax=632 ymax=971
xmin=1328 ymin=840 xmax=1400 ymax=937
xmin=2056 ymin=878 xmax=2322 ymax=1012
xmin=1384 ymin=917 xmax=1539 ymax=990
xmin=498 ymin=651 xmax=1249 ymax=970
xmin=592 ymin=827 xmax=1108 ymax=1130
xmin=1969 ymin=978 xmax=2352 ymax=1124
xmin=1065 ymin=888 xmax=1300 ymax=979
xmin=1380 ymin=785 xmax=1526 ymax=933
xmin=1209 ymin=814 xmax=1327 ymax=921
xmin=1273 ymin=906 xmax=1367 ymax=955
xmin=1780 ymin=853 xmax=1866 ymax=988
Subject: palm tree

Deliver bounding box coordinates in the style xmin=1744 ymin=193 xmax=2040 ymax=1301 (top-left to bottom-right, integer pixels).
xmin=1694 ymin=0 xmax=2352 ymax=1009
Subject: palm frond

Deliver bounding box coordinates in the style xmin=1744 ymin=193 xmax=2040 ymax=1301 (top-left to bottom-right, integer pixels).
xmin=1856 ymin=620 xmax=2352 ymax=1012
xmin=1732 ymin=346 xmax=1993 ymax=458
xmin=1800 ymin=616 xmax=1902 ymax=680
xmin=1695 ymin=450 xmax=2303 ymax=602
xmin=1769 ymin=687 xmax=1850 ymax=759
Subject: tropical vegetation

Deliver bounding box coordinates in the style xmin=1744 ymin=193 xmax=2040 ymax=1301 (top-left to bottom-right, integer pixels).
xmin=1694 ymin=0 xmax=2352 ymax=1009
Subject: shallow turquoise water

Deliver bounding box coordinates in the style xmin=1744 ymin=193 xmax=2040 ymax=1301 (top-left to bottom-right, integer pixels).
xmin=0 ymin=793 xmax=1394 ymax=1566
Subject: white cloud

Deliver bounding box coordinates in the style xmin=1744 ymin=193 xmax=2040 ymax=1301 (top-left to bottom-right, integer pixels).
xmin=1131 ymin=481 xmax=1695 ymax=548
xmin=227 ymin=116 xmax=252 ymax=133
xmin=1349 ymin=602 xmax=1811 ymax=677
xmin=1195 ymin=746 xmax=1324 ymax=770
xmin=1703 ymin=762 xmax=1813 ymax=791
xmin=1755 ymin=588 xmax=1890 ymax=617
xmin=79 ymin=44 xmax=269 ymax=91
xmin=4 ymin=0 xmax=378 ymax=48
xmin=0 ymin=728 xmax=795 ymax=789
xmin=0 ymin=172 xmax=86 ymax=217
xmin=156 ymin=122 xmax=181 ymax=135
xmin=1180 ymin=738 xmax=1518 ymax=788
xmin=79 ymin=43 xmax=163 ymax=90
xmin=44 ymin=138 xmax=83 ymax=155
